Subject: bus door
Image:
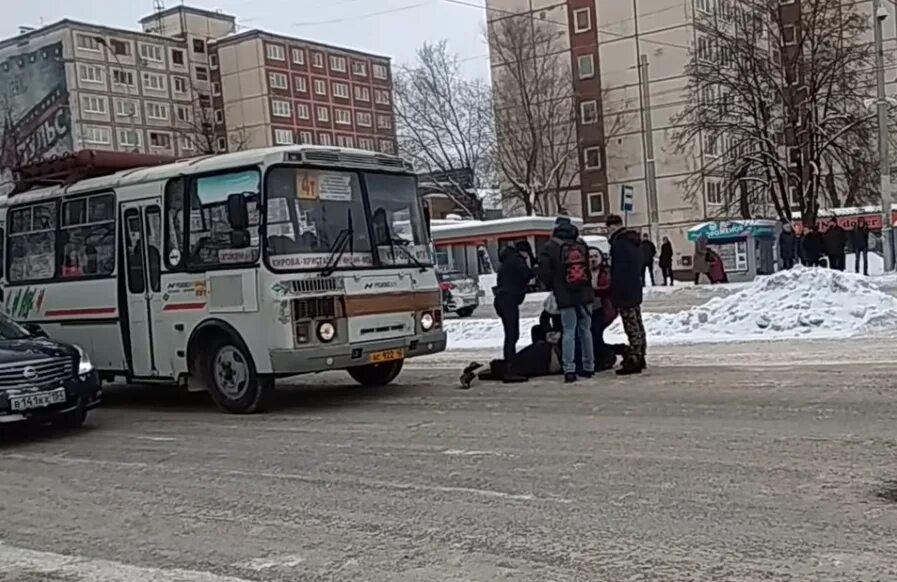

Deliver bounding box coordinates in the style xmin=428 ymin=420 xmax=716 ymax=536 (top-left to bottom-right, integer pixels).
xmin=121 ymin=199 xmax=168 ymax=377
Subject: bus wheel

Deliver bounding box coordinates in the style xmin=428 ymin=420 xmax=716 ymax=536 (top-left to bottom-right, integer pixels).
xmin=348 ymin=359 xmax=404 ymax=387
xmin=202 ymin=338 xmax=271 ymax=414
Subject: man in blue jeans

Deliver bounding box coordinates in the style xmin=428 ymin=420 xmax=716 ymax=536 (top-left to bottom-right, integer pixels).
xmin=537 ymin=218 xmax=595 ymax=383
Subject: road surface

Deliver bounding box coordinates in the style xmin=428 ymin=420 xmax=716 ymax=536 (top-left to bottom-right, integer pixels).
xmin=2 ymin=339 xmax=897 ymax=581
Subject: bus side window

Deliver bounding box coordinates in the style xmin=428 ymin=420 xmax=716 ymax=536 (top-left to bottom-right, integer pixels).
xmin=145 ymin=207 xmax=162 ymax=292
xmin=124 ymin=210 xmax=146 ymax=294
xmin=164 ymin=177 xmax=186 ymax=269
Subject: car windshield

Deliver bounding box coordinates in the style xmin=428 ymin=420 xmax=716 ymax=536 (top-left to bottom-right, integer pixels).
xmin=0 ymin=312 xmax=32 ymax=340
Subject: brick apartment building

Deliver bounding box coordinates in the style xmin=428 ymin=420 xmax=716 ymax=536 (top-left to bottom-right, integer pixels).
xmin=0 ymin=5 xmax=396 ymax=193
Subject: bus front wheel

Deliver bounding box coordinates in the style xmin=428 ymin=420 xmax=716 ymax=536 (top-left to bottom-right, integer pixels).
xmin=348 ymin=360 xmax=404 ymax=387
xmin=201 ymin=338 xmax=272 ymax=414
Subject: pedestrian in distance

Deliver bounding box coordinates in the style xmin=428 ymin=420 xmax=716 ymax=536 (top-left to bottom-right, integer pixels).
xmin=640 ymin=233 xmax=657 ymax=287
xmin=693 ymin=236 xmax=711 ymax=284
xmin=492 ymin=242 xmax=533 ymax=383
xmin=851 ymin=218 xmax=870 ymax=275
xmin=823 ymin=218 xmax=847 ymax=271
xmin=659 ymin=237 xmax=674 ymax=286
xmin=778 ymin=221 xmax=798 ymax=270
xmin=537 ymin=217 xmax=596 ymax=383
xmin=605 ymin=214 xmax=647 ymax=376
xmin=803 ymin=224 xmax=825 ymax=267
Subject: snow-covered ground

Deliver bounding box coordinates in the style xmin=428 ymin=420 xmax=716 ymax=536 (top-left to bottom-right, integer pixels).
xmin=450 ymin=267 xmax=897 ymax=350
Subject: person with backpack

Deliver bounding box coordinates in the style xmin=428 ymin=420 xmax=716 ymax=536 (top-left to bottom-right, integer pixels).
xmin=537 ymin=217 xmax=595 ymax=383
xmin=606 ymin=214 xmax=647 ymax=375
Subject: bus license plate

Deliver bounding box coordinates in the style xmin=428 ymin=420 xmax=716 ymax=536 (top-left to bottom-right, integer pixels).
xmin=369 ymin=349 xmax=404 ymax=364
xmin=9 ymin=388 xmax=67 ymax=412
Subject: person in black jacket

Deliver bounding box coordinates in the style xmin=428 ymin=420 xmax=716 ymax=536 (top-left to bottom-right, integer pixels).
xmin=640 ymin=233 xmax=657 ymax=287
xmin=606 ymin=214 xmax=646 ymax=375
xmin=492 ymin=243 xmax=532 ymax=382
xmin=823 ymin=218 xmax=847 ymax=270
xmin=659 ymin=237 xmax=674 ymax=285
xmin=851 ymin=218 xmax=870 ymax=275
xmin=803 ymin=224 xmax=825 ymax=267
xmin=778 ymin=222 xmax=797 ymax=270
xmin=537 ymin=218 xmax=595 ymax=383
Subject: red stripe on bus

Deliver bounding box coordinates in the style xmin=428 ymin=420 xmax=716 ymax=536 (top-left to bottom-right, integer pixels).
xmin=44 ymin=307 xmax=118 ymax=317
xmin=162 ymin=302 xmax=207 ymax=312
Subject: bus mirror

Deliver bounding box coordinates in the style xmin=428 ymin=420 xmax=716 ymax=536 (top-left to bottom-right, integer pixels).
xmin=227 ymin=193 xmax=249 ymax=230
xmin=229 ymin=230 xmax=251 ymax=249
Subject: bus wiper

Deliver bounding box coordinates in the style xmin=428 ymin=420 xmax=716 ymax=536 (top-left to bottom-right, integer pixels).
xmin=320 ymin=229 xmax=352 ymax=277
xmin=387 ymin=237 xmax=428 ymax=272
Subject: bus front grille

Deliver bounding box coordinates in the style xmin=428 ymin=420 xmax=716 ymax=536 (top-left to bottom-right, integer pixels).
xmin=292 ymin=297 xmax=339 ymax=321
xmin=0 ymin=357 xmax=74 ymax=389
xmin=290 ymin=277 xmax=342 ymax=296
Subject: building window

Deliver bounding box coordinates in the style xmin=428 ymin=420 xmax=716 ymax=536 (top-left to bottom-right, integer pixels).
xmin=216 ymin=137 xmax=227 ymax=152
xmin=173 ymin=76 xmax=188 ymax=94
xmin=295 ymin=76 xmax=308 ymax=92
xmin=296 ymin=103 xmax=310 ymax=119
xmin=583 ymin=146 xmax=602 ymax=169
xmin=577 ymin=54 xmax=595 ymax=79
xmin=334 ymin=109 xmax=352 ymax=125
xmin=379 ymin=139 xmax=395 ymax=154
xmin=314 ymin=79 xmax=327 ymax=96
xmin=214 ymin=109 xmax=224 ymax=124
xmin=195 ymin=66 xmax=209 ymax=82
xmin=358 ymin=137 xmax=374 ymax=150
xmin=292 ymin=48 xmax=305 ymax=65
xmin=210 ymin=54 xmax=218 ymax=69
xmin=333 ymin=82 xmax=350 ymax=99
xmin=175 ymin=104 xmax=192 ymax=122
xmin=149 ymin=131 xmax=172 ymax=149
xmin=118 ymin=128 xmax=142 ymax=148
xmin=317 ymin=106 xmax=330 ymax=122
xmin=269 ymin=72 xmax=288 ymax=90
xmin=111 ymin=68 xmax=135 ymax=87
xmin=783 ymin=24 xmax=796 ymax=45
xmin=115 ymin=99 xmax=138 ymax=118
xmin=706 ymin=181 xmax=722 ymax=204
xmin=580 ymin=100 xmax=598 ymax=124
xmin=705 ymin=134 xmax=718 ymax=156
xmin=145 ymin=102 xmax=170 ymax=120
xmin=142 ymin=72 xmax=166 ymax=92
xmin=319 ymin=132 xmax=332 ymax=146
xmin=330 ymin=55 xmax=347 ymax=72
xmin=83 ymin=125 xmax=111 ymax=145
xmin=275 ymin=128 xmax=294 ymax=145
xmin=109 ymin=39 xmax=131 ymax=56
xmin=139 ymin=43 xmax=163 ymax=63
xmin=375 ymin=90 xmax=391 ymax=105
xmin=336 ymin=135 xmax=353 ymax=148
xmin=180 ymin=136 xmax=195 ymax=151
xmin=586 ymin=192 xmax=605 ymax=216
xmin=312 ymin=52 xmax=324 ymax=68
xmin=171 ymin=49 xmax=185 ymax=66
xmin=79 ymin=64 xmax=105 ymax=84
xmin=573 ymin=8 xmax=592 ymax=33
xmin=357 ymin=111 xmax=372 ymax=127
xmin=299 ymin=130 xmax=313 ymax=144
xmin=76 ymin=34 xmax=101 ymax=51
xmin=272 ymin=99 xmax=292 ymax=118
xmin=377 ymin=114 xmax=392 ymax=129
xmin=212 ymin=82 xmax=221 ymax=96
xmin=266 ymin=43 xmax=286 ymax=61
xmin=192 ymin=38 xmax=206 ymax=54
xmin=697 ymin=35 xmax=713 ymax=62
xmin=81 ymin=95 xmax=107 ymax=114
xmin=372 ymin=63 xmax=388 ymax=80
xmin=354 ymin=86 xmax=370 ymax=102
xmin=352 ymin=61 xmax=367 ymax=77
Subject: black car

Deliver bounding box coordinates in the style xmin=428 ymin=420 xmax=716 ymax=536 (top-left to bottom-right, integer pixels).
xmin=0 ymin=313 xmax=101 ymax=429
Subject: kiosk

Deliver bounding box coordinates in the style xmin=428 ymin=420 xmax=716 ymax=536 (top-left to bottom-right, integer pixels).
xmin=687 ymin=220 xmax=778 ymax=282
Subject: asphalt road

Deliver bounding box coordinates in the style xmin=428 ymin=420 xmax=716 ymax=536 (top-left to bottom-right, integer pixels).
xmin=2 ymin=340 xmax=897 ymax=581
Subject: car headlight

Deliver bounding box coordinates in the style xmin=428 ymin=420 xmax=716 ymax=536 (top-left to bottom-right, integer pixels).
xmin=420 ymin=312 xmax=434 ymax=331
xmin=75 ymin=345 xmax=94 ymax=377
xmin=317 ymin=321 xmax=336 ymax=342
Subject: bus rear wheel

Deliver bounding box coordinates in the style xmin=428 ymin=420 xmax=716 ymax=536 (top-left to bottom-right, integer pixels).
xmin=201 ymin=338 xmax=272 ymax=414
xmin=348 ymin=359 xmax=404 ymax=387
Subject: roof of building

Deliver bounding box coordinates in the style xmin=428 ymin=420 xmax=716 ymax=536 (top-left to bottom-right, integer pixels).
xmin=0 ymin=18 xmax=184 ymax=52
xmin=212 ymin=28 xmax=390 ymax=61
xmin=139 ymin=5 xmax=236 ymax=24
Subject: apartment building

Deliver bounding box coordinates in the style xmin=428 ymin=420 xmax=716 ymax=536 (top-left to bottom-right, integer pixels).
xmin=0 ymin=5 xmax=395 ymax=193
xmin=486 ymin=0 xmax=897 ymax=261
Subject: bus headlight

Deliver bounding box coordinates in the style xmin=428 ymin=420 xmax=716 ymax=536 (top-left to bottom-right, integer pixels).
xmin=75 ymin=345 xmax=94 ymax=378
xmin=420 ymin=312 xmax=434 ymax=331
xmin=317 ymin=321 xmax=336 ymax=342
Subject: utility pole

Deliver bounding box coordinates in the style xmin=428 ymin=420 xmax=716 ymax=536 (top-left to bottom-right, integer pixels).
xmin=873 ymin=0 xmax=893 ymax=271
xmin=639 ymin=54 xmax=660 ymax=244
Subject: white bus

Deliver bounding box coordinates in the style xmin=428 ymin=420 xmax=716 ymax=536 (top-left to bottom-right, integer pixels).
xmin=0 ymin=146 xmax=446 ymax=413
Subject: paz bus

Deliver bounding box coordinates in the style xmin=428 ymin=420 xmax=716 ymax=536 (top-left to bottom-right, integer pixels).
xmin=0 ymin=146 xmax=447 ymax=413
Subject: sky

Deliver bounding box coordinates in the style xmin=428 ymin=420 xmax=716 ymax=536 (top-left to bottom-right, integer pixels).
xmin=0 ymin=0 xmax=491 ymax=78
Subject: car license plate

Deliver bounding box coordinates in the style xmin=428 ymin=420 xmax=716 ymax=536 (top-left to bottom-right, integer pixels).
xmin=9 ymin=388 xmax=67 ymax=412
xmin=369 ymin=349 xmax=404 ymax=364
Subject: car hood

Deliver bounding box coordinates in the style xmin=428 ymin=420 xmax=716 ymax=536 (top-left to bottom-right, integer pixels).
xmin=0 ymin=339 xmax=77 ymax=365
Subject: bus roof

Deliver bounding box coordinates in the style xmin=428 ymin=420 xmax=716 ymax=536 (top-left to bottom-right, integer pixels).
xmin=1 ymin=146 xmax=413 ymax=209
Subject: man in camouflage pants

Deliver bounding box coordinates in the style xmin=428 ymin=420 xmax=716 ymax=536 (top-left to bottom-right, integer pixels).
xmin=605 ymin=214 xmax=647 ymax=375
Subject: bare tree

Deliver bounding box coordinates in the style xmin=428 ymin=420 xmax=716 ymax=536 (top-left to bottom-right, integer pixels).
xmin=174 ymin=86 xmax=249 ymax=155
xmin=673 ymin=0 xmax=880 ymax=225
xmin=394 ymin=41 xmax=494 ymax=219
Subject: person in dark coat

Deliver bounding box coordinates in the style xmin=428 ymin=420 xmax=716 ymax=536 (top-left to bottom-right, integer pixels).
xmin=823 ymin=218 xmax=847 ymax=271
xmin=803 ymin=224 xmax=825 ymax=267
xmin=851 ymin=218 xmax=870 ymax=275
xmin=537 ymin=218 xmax=595 ymax=383
xmin=605 ymin=214 xmax=646 ymax=375
xmin=492 ymin=243 xmax=532 ymax=382
xmin=659 ymin=237 xmax=674 ymax=285
xmin=778 ymin=222 xmax=798 ymax=270
xmin=589 ymin=247 xmax=619 ymax=370
xmin=640 ymin=233 xmax=657 ymax=287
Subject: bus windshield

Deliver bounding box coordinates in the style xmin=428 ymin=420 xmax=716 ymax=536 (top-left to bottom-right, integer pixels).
xmin=265 ymin=167 xmax=431 ymax=271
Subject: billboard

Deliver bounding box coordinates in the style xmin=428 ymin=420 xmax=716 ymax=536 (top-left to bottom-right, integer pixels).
xmin=0 ymin=41 xmax=72 ymax=193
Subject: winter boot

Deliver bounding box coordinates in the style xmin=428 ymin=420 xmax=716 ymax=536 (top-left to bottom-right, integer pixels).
xmin=458 ymin=362 xmax=483 ymax=390
xmin=639 ymin=356 xmax=647 ymax=371
xmin=564 ymin=372 xmax=578 ymax=383
xmin=616 ymin=356 xmax=643 ymax=376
